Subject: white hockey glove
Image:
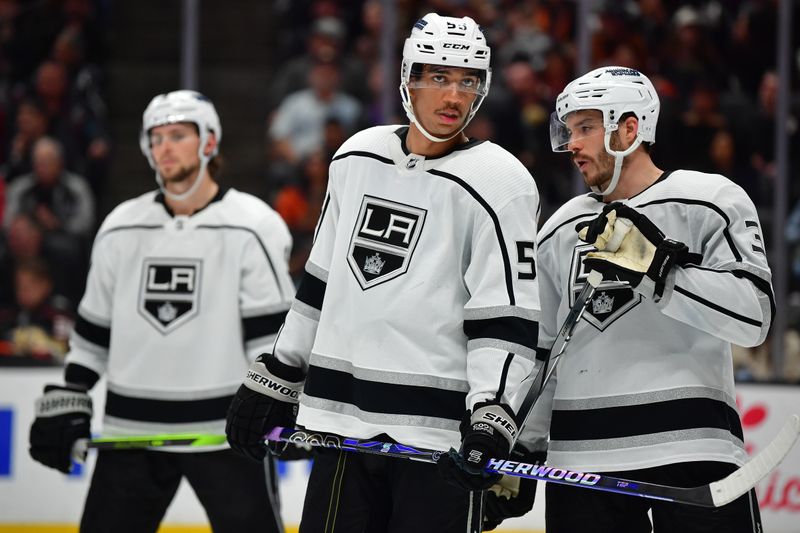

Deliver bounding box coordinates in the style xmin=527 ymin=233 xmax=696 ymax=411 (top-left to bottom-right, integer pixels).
xmin=29 ymin=384 xmax=92 ymax=473
xmin=226 ymin=354 xmax=305 ymax=462
xmin=576 ymin=202 xmax=699 ymax=301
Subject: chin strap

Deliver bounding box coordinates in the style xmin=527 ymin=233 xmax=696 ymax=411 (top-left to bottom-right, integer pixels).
xmin=590 ymin=128 xmax=643 ymax=197
xmin=156 ymin=157 xmax=209 ymax=202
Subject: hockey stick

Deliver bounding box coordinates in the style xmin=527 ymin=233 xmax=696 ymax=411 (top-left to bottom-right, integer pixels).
xmin=267 ymin=414 xmax=799 ymax=508
xmin=514 ymin=270 xmax=605 ymax=430
xmin=71 ymin=433 xmax=227 ymax=461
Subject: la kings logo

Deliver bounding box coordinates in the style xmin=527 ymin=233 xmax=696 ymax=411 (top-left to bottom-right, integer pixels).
xmin=570 ymin=244 xmax=640 ymax=331
xmin=138 ymin=258 xmax=201 ymax=334
xmin=347 ymin=195 xmax=426 ymax=290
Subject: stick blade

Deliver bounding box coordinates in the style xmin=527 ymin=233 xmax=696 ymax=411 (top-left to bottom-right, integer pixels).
xmin=710 ymin=414 xmax=800 ymax=507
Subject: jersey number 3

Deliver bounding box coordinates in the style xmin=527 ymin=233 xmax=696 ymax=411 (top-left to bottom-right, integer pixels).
xmin=516 ymin=241 xmax=536 ymax=280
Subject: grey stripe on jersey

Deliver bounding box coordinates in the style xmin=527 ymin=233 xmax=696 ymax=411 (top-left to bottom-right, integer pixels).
xmin=102 ymin=415 xmax=228 ymax=437
xmin=290 ymin=298 xmax=321 ymax=321
xmin=241 ymin=301 xmax=292 ymax=318
xmin=549 ymin=427 xmax=744 ymax=452
xmin=70 ymin=334 xmax=109 ymax=357
xmin=310 ymin=353 xmax=470 ymax=392
xmin=301 ymin=395 xmax=461 ymax=433
xmin=464 ymin=305 xmax=541 ymax=322
xmin=467 ymin=338 xmax=537 ymax=362
xmin=108 ymin=381 xmax=239 ymax=401
xmin=552 ymin=386 xmax=737 ymax=411
xmin=306 ymin=259 xmax=329 ymax=282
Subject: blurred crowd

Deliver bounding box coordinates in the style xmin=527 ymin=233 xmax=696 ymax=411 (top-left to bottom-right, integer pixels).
xmin=0 ymin=0 xmax=797 ymax=380
xmin=0 ymin=0 xmax=109 ymax=365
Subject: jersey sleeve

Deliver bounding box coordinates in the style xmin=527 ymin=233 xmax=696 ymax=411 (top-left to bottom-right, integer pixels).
xmin=271 ymin=167 xmax=341 ymax=373
xmin=463 ymin=190 xmax=541 ymax=412
xmin=240 ymin=212 xmax=296 ymax=360
xmin=64 ymin=230 xmax=116 ymax=379
xmin=658 ymin=183 xmax=774 ymax=347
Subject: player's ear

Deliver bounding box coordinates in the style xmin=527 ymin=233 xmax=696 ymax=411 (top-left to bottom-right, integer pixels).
xmin=203 ymin=133 xmax=218 ymax=157
xmin=622 ymin=116 xmax=639 ymax=145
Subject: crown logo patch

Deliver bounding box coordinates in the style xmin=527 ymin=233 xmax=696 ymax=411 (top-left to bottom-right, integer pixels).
xmin=592 ymin=292 xmax=614 ymax=315
xmin=363 ymin=253 xmax=386 ymax=275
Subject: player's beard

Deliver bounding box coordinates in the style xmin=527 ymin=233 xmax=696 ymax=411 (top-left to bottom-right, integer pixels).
xmin=161 ymin=161 xmax=200 ymax=190
xmin=581 ymin=133 xmax=625 ymax=190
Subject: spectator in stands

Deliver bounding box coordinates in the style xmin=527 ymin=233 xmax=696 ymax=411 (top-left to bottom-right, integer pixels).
xmin=32 ymin=59 xmax=110 ymax=186
xmin=0 ymin=257 xmax=72 ymax=363
xmin=268 ymin=61 xmax=362 ymax=183
xmin=4 ymin=136 xmax=95 ymax=240
xmin=1 ymin=96 xmax=49 ymax=181
xmin=268 ymin=15 xmax=368 ymax=111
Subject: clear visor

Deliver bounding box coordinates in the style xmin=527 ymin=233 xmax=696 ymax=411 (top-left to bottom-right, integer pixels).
xmin=549 ymin=111 xmax=606 ymax=152
xmin=407 ymin=65 xmax=488 ymax=96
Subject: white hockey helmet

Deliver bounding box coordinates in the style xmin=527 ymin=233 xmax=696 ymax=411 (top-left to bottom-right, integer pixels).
xmin=399 ymin=13 xmax=492 ymax=143
xmin=140 ymin=90 xmax=222 ymax=200
xmin=549 ymin=66 xmax=660 ymax=195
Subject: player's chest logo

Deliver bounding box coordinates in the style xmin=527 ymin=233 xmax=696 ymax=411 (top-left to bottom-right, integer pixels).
xmin=347 ymin=195 xmax=427 ymax=290
xmin=570 ymin=244 xmax=640 ymax=331
xmin=138 ymin=258 xmax=202 ymax=334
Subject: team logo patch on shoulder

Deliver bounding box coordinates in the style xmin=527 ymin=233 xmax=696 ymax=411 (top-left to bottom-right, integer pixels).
xmin=570 ymin=245 xmax=640 ymax=331
xmin=347 ymin=195 xmax=426 ymax=290
xmin=138 ymin=258 xmax=202 ymax=334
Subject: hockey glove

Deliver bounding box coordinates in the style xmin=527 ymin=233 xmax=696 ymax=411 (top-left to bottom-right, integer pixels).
xmin=576 ymin=202 xmax=696 ymax=301
xmin=483 ymin=447 xmax=546 ymax=531
xmin=437 ymin=401 xmax=517 ymax=491
xmin=226 ymin=354 xmax=305 ymax=462
xmin=29 ymin=384 xmax=92 ymax=474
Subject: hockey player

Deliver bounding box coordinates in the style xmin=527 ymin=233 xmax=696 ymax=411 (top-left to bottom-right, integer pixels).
xmin=519 ymin=66 xmax=774 ymax=532
xmin=28 ymin=90 xmax=294 ymax=533
xmin=225 ymin=13 xmax=542 ymax=533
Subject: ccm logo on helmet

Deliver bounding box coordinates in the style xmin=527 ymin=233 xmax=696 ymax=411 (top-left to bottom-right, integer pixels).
xmin=442 ymin=42 xmax=470 ymax=50
xmin=246 ymin=370 xmax=300 ymax=400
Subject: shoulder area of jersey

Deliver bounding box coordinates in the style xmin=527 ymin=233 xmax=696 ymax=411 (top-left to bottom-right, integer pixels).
xmin=217 ymin=188 xmax=288 ymax=228
xmin=332 ymin=124 xmax=402 ymax=160
xmin=97 ymin=190 xmax=163 ymax=233
xmin=635 ymin=169 xmax=752 ymax=205
xmin=538 ymin=192 xmax=602 ymax=238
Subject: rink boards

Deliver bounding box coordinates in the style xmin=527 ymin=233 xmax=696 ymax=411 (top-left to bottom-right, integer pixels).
xmin=1 ymin=367 xmax=798 ymax=532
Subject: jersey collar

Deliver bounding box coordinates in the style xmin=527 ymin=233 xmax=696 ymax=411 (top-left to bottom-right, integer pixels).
xmin=155 ymin=185 xmax=229 ymax=217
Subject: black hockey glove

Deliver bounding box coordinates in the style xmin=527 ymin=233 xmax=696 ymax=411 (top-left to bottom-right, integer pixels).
xmin=576 ymin=202 xmax=697 ymax=301
xmin=437 ymin=401 xmax=516 ymax=492
xmin=226 ymin=354 xmax=305 ymax=462
xmin=29 ymin=384 xmax=92 ymax=474
xmin=483 ymin=447 xmax=546 ymax=531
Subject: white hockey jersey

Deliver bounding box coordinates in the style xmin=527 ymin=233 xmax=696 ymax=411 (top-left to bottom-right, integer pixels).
xmin=273 ymin=125 xmax=542 ymax=451
xmin=65 ymin=188 xmax=295 ymax=445
xmin=533 ymin=169 xmax=774 ymax=472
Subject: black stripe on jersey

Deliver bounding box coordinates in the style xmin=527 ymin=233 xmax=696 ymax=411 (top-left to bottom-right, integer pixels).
xmin=682 ymin=265 xmax=775 ymax=324
xmin=100 ymin=225 xmax=163 ymax=238
xmin=197 ymin=225 xmax=287 ymax=301
xmin=463 ymin=316 xmax=538 ymax=350
xmin=65 ymin=363 xmax=101 ymax=389
xmin=295 ymin=271 xmax=327 ymax=311
xmin=313 ymin=193 xmax=331 ymax=243
xmin=243 ymin=310 xmax=288 ymax=341
xmin=332 ymin=151 xmax=393 ymax=166
xmin=304 ymin=365 xmax=466 ymax=421
xmin=535 ymin=347 xmax=550 ymax=361
xmin=105 ymin=390 xmax=233 ymax=423
xmin=550 ymin=397 xmax=743 ymax=442
xmin=538 ymin=212 xmax=598 ymax=249
xmin=74 ymin=315 xmax=111 ymax=349
xmin=745 ymin=221 xmax=758 ymax=228
xmin=674 ymin=285 xmax=762 ymax=327
xmin=495 ymin=353 xmax=514 ymax=400
xmin=637 ymin=198 xmax=742 ymax=262
xmin=428 ymin=168 xmax=516 ymax=304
